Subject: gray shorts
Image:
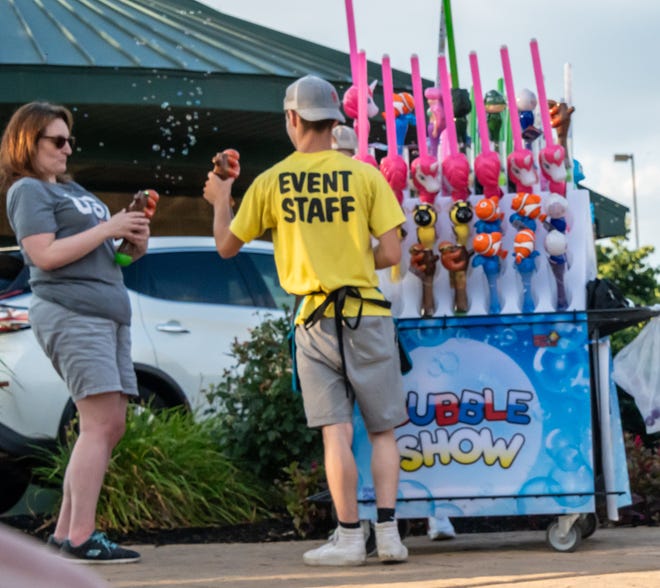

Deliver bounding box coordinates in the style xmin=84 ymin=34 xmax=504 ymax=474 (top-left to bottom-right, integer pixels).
xmin=29 ymin=296 xmax=138 ymax=402
xmin=295 ymin=316 xmax=407 ymax=432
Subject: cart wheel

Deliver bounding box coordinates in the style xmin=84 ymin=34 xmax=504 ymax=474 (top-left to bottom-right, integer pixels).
xmin=578 ymin=513 xmax=598 ymax=539
xmin=546 ymin=519 xmax=582 ymax=552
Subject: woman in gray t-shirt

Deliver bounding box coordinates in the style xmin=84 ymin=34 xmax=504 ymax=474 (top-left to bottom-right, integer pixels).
xmin=0 ymin=102 xmax=148 ymax=563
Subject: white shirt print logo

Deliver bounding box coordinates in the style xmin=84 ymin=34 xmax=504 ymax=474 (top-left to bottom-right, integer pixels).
xmin=63 ymin=193 xmax=108 ymax=220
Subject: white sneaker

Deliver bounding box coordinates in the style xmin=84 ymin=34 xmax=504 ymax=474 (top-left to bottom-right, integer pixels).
xmin=375 ymin=521 xmax=408 ymax=563
xmin=427 ymin=515 xmax=456 ymax=540
xmin=303 ymin=526 xmax=366 ymax=566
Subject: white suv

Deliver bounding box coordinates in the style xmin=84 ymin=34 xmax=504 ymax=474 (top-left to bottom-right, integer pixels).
xmin=0 ymin=236 xmax=291 ymax=512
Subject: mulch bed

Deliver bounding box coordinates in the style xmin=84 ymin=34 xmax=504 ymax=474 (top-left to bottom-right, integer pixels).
xmin=3 ymin=501 xmax=655 ymax=546
xmin=3 ymin=513 xmax=565 ymax=546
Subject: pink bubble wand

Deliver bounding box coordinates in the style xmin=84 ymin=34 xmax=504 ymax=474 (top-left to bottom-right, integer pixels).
xmin=344 ymin=0 xmax=358 ymax=82
xmin=409 ymin=54 xmax=441 ymax=204
xmin=500 ymin=45 xmax=538 ymax=193
xmin=469 ymin=51 xmax=502 ymax=198
xmin=341 ymin=0 xmax=378 ymax=137
xmin=530 ymin=39 xmax=569 ymax=309
xmin=354 ymin=51 xmax=377 ymax=167
xmin=379 ymin=55 xmax=408 ymax=204
xmin=379 ymin=55 xmax=408 ymax=284
xmin=530 ymin=38 xmax=566 ymax=197
xmin=438 ymin=55 xmax=470 ymax=201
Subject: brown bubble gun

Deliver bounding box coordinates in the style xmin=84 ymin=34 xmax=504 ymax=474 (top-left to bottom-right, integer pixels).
xmin=114 ymin=189 xmax=159 ymax=267
xmin=212 ymin=148 xmax=241 ymax=179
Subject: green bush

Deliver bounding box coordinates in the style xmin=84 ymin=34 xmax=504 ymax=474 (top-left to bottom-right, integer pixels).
xmin=204 ymin=312 xmax=323 ymax=484
xmin=35 ymin=406 xmax=269 ymax=533
xmin=275 ymin=460 xmax=329 ymax=537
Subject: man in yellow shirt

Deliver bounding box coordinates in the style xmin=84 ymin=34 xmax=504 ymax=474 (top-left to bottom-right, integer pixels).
xmin=203 ymin=75 xmax=407 ymax=566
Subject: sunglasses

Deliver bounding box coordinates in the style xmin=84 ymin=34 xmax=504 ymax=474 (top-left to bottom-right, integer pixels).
xmin=39 ymin=135 xmax=76 ymax=150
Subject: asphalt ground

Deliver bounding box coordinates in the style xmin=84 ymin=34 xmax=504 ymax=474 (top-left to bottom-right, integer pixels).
xmin=85 ymin=526 xmax=660 ymax=588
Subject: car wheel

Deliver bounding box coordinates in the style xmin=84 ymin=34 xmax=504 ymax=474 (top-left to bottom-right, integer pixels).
xmin=0 ymin=462 xmax=32 ymax=513
xmin=57 ymin=399 xmax=79 ymax=445
xmin=135 ymin=381 xmax=184 ymax=411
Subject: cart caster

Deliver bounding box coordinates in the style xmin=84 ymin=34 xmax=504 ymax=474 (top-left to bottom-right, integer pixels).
xmin=546 ymin=517 xmax=582 ymax=552
xmin=577 ymin=513 xmax=598 ymax=539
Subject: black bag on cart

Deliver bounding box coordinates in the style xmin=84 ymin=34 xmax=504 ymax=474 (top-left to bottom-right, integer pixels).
xmin=586 ymin=278 xmax=630 ymax=310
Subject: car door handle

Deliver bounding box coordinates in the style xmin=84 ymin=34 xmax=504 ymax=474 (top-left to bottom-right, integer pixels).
xmin=156 ymin=320 xmax=190 ymax=334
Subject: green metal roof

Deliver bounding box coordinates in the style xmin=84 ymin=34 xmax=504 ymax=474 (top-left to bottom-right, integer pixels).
xmin=1 ymin=0 xmax=355 ymax=77
xmin=0 ymin=0 xmax=414 ymax=92
xmin=0 ymin=0 xmax=417 ymax=199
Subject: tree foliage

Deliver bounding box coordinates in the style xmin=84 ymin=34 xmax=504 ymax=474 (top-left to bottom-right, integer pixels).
xmin=596 ymin=238 xmax=660 ymax=308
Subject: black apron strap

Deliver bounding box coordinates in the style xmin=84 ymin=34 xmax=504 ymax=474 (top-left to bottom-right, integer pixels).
xmin=303 ymin=286 xmax=391 ymax=396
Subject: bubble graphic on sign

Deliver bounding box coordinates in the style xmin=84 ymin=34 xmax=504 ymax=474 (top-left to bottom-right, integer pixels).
xmin=397 ymin=338 xmax=542 ymax=498
xmin=549 ymin=465 xmax=593 ymax=508
xmin=428 ymin=351 xmax=460 ymax=377
xmin=545 ymin=428 xmax=586 ymax=472
xmin=517 ymin=476 xmax=562 ymax=515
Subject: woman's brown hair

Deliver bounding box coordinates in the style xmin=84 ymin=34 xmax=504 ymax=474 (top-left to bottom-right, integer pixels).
xmin=0 ymin=101 xmax=73 ymax=193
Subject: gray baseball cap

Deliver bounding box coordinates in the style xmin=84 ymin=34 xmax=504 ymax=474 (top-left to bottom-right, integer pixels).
xmin=283 ymin=75 xmax=345 ymax=122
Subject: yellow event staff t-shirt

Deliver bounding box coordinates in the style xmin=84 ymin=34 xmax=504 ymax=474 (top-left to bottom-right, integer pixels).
xmin=229 ymin=150 xmax=405 ymax=322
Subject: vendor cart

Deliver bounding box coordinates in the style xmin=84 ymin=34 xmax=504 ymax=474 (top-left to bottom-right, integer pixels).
xmin=349 ymin=188 xmax=655 ymax=552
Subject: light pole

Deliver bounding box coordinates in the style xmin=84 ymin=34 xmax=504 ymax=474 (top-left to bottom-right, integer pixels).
xmin=614 ymin=153 xmax=639 ymax=249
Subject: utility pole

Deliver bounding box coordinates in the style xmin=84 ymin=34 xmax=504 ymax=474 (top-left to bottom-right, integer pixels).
xmin=614 ymin=153 xmax=639 ymax=249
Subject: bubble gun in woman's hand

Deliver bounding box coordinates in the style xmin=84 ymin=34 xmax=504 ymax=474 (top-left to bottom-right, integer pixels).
xmin=114 ymin=189 xmax=159 ymax=266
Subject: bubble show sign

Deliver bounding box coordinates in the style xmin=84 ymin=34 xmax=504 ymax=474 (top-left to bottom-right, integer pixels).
xmin=354 ymin=312 xmax=598 ymax=519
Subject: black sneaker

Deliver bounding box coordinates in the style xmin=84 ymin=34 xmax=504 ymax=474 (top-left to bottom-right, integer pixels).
xmin=46 ymin=534 xmax=63 ymax=551
xmin=62 ymin=531 xmax=141 ymax=564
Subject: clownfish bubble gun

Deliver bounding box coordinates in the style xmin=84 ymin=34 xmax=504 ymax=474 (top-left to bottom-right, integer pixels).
xmin=473 ymin=232 xmax=507 ymax=259
xmin=115 ymin=189 xmax=159 ymax=267
xmin=474 ymin=196 xmax=504 ymax=234
xmin=390 ymin=92 xmax=415 ymax=155
xmin=471 ymin=232 xmax=503 ymax=315
xmin=510 ymin=192 xmax=546 ymax=231
xmin=512 ymin=229 xmax=539 ymax=313
xmin=513 ymin=228 xmax=536 ymax=264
